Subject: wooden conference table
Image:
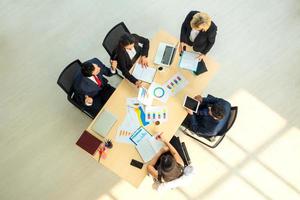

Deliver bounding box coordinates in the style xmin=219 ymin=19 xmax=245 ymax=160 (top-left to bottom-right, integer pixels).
xmin=86 ymin=30 xmax=219 ymax=187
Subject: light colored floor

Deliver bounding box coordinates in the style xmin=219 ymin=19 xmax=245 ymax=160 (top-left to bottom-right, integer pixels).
xmin=0 ymin=0 xmax=299 ymax=200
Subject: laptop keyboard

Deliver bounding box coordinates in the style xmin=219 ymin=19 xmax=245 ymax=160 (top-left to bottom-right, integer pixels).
xmin=161 ymin=46 xmax=174 ymax=65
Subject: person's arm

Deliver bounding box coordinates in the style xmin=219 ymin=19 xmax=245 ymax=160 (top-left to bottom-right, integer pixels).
xmin=133 ymin=34 xmax=149 ymax=57
xmin=158 ymin=134 xmax=184 ymax=166
xmin=117 ymin=55 xmax=139 ymax=84
xmin=96 ymin=59 xmax=116 ymax=77
xmin=201 ymin=94 xmax=221 ymax=105
xmin=180 ymin=11 xmax=195 ymax=43
xmin=194 ymin=25 xmax=217 ymax=54
xmin=147 ymin=146 xmax=169 ymax=179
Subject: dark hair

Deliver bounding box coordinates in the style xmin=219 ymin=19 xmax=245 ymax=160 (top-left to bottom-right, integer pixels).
xmin=119 ymin=33 xmax=136 ymax=48
xmin=158 ymin=154 xmax=183 ymax=182
xmin=211 ymin=103 xmax=225 ymax=120
xmin=81 ymin=62 xmax=95 ymax=77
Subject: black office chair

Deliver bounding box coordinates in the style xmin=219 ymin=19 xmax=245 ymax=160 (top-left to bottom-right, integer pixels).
xmin=170 ymin=136 xmax=191 ymax=167
xmin=102 ymin=22 xmax=130 ymax=57
xmin=57 ymin=59 xmax=94 ymax=119
xmin=102 ymin=22 xmax=130 ymax=79
xmin=181 ymin=106 xmax=238 ymax=148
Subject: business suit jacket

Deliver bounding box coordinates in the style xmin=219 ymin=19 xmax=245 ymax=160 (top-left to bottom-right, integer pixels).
xmin=184 ymin=95 xmax=231 ymax=137
xmin=180 ymin=11 xmax=217 ymax=54
xmin=73 ymin=58 xmax=115 ymax=116
xmin=111 ymin=34 xmax=149 ymax=84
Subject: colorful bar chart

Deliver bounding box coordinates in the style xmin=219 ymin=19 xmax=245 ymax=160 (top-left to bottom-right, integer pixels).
xmin=145 ymin=106 xmax=168 ymax=122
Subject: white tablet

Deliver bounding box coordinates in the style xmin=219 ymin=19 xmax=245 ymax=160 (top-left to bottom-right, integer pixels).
xmin=183 ymin=96 xmax=200 ymax=113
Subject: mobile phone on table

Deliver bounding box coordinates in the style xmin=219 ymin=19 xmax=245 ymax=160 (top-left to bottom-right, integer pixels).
xmin=130 ymin=159 xmax=143 ymax=169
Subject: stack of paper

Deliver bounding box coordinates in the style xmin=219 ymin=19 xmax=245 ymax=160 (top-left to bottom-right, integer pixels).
xmin=115 ymin=98 xmax=150 ymax=144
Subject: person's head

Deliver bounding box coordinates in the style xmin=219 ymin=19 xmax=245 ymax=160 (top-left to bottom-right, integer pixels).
xmin=190 ymin=12 xmax=211 ymax=32
xmin=81 ymin=62 xmax=100 ymax=77
xmin=159 ymin=154 xmax=183 ymax=182
xmin=119 ymin=33 xmax=136 ymax=51
xmin=209 ymin=103 xmax=225 ymax=121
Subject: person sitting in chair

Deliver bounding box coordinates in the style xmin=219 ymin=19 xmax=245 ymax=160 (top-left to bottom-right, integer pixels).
xmin=182 ymin=94 xmax=231 ymax=137
xmin=111 ymin=33 xmax=149 ymax=88
xmin=73 ymin=58 xmax=117 ymax=117
xmin=147 ymin=133 xmax=184 ymax=183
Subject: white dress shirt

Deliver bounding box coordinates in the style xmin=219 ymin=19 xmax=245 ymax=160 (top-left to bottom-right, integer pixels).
xmin=189 ymin=29 xmax=200 ymax=42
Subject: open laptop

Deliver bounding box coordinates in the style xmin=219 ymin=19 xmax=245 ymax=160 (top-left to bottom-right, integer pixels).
xmin=154 ymin=42 xmax=176 ymax=66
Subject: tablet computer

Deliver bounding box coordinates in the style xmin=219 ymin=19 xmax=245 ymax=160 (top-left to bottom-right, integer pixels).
xmin=183 ymin=96 xmax=200 ymax=113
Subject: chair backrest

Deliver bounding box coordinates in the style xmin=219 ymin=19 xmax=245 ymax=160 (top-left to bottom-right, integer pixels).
xmin=57 ymin=59 xmax=82 ymax=94
xmin=218 ymin=106 xmax=238 ymax=136
xmin=102 ymin=22 xmax=130 ymax=57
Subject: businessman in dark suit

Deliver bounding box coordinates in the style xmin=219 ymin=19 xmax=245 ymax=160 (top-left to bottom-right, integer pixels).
xmin=111 ymin=33 xmax=149 ymax=88
xmin=182 ymin=94 xmax=231 ymax=137
xmin=73 ymin=58 xmax=116 ymax=117
xmin=180 ymin=11 xmax=217 ymax=75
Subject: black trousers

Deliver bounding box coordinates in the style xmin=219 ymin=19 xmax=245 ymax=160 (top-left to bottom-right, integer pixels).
xmin=84 ymin=84 xmax=115 ymax=117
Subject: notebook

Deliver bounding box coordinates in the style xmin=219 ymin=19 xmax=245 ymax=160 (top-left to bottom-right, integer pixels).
xmin=132 ymin=63 xmax=156 ymax=83
xmin=76 ymin=130 xmax=102 ymax=155
xmin=130 ymin=127 xmax=164 ymax=162
xmin=92 ymin=110 xmax=117 ymax=138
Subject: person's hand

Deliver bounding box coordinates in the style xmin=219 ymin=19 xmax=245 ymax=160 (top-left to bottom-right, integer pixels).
xmin=84 ymin=95 xmax=93 ymax=106
xmin=139 ymin=56 xmax=148 ymax=68
xmin=135 ymin=80 xmax=142 ymax=88
xmin=155 ymin=132 xmax=167 ymax=142
xmin=196 ymin=53 xmax=205 ymax=61
xmin=110 ymin=60 xmax=117 ymax=71
xmin=185 ymin=108 xmax=194 ymax=115
xmin=179 ymin=42 xmax=187 ymax=54
xmin=194 ymin=95 xmax=203 ymax=102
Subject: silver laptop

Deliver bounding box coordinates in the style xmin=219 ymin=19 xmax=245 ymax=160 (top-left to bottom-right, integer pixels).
xmin=154 ymin=42 xmax=176 ymax=66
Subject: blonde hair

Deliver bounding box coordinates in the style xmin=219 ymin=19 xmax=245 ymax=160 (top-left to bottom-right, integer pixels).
xmin=190 ymin=12 xmax=211 ymax=30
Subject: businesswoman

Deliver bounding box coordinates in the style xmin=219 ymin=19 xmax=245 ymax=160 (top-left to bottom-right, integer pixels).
xmin=147 ymin=133 xmax=184 ymax=183
xmin=180 ymin=11 xmax=217 ymax=61
xmin=111 ymin=33 xmax=149 ymax=88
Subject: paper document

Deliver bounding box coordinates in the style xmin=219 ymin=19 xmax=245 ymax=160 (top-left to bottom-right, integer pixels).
xmin=145 ymin=106 xmax=168 ymax=122
xmin=137 ymin=87 xmax=153 ymax=106
xmin=132 ymin=63 xmax=156 ymax=83
xmin=163 ymin=73 xmax=188 ymax=96
xmin=115 ymin=98 xmax=151 ymax=144
xmin=179 ymin=51 xmax=199 ymax=71
xmin=148 ymin=82 xmax=170 ymax=103
xmin=130 ymin=127 xmax=164 ymax=162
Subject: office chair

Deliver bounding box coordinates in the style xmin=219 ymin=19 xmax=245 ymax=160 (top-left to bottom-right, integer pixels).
xmin=57 ymin=59 xmax=94 ymax=119
xmin=170 ymin=136 xmax=191 ymax=167
xmin=181 ymin=106 xmax=238 ymax=148
xmin=102 ymin=22 xmax=130 ymax=79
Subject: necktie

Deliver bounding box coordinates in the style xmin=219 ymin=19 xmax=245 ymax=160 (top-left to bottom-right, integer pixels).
xmin=93 ymin=75 xmax=102 ymax=87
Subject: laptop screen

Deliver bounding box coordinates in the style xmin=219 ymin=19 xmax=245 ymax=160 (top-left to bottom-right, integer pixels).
xmin=161 ymin=46 xmax=174 ymax=65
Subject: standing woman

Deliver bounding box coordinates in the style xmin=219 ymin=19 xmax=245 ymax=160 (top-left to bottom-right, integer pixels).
xmin=180 ymin=11 xmax=217 ymax=61
xmin=111 ymin=33 xmax=149 ymax=88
